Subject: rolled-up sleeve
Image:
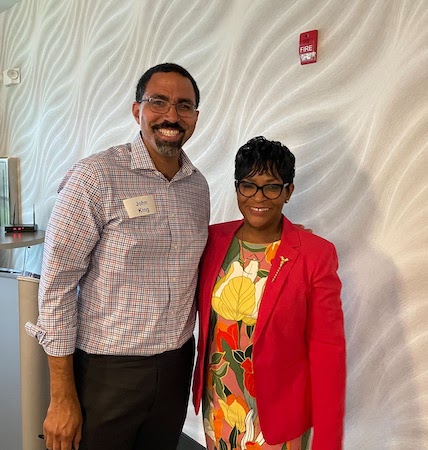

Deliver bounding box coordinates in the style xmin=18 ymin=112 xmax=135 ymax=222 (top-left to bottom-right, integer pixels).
xmin=26 ymin=162 xmax=103 ymax=356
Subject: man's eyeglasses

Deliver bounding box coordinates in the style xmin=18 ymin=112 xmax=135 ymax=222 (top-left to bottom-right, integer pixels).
xmin=235 ymin=180 xmax=289 ymax=200
xmin=140 ymin=97 xmax=197 ymax=118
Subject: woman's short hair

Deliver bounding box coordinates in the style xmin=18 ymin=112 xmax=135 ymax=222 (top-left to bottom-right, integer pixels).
xmin=235 ymin=136 xmax=295 ymax=183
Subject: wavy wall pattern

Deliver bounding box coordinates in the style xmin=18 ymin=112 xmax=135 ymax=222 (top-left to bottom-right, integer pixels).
xmin=1 ymin=0 xmax=427 ymax=448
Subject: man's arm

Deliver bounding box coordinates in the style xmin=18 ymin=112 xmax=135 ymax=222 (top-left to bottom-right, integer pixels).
xmin=44 ymin=355 xmax=82 ymax=450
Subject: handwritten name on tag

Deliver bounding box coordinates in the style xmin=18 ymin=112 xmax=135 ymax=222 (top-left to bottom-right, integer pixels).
xmin=123 ymin=195 xmax=157 ymax=218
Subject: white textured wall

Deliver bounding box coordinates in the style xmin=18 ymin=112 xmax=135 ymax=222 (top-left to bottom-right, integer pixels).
xmin=1 ymin=0 xmax=427 ymax=448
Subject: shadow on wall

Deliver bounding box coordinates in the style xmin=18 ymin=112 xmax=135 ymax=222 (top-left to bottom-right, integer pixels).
xmin=331 ymin=158 xmax=424 ymax=448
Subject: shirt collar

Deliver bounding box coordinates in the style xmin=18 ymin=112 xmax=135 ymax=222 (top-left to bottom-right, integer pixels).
xmin=130 ymin=133 xmax=196 ymax=177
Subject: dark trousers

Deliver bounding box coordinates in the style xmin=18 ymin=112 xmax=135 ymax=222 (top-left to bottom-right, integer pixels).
xmin=74 ymin=337 xmax=195 ymax=450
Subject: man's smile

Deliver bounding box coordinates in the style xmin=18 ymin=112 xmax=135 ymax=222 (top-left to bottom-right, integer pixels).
xmin=157 ymin=128 xmax=180 ymax=137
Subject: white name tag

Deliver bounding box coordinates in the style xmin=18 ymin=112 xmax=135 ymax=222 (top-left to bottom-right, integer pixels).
xmin=123 ymin=195 xmax=157 ymax=218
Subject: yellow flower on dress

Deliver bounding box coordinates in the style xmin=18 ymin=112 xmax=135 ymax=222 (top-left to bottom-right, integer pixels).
xmin=244 ymin=276 xmax=266 ymax=325
xmin=212 ymin=261 xmax=265 ymax=324
xmin=212 ymin=261 xmax=255 ymax=321
xmin=218 ymin=395 xmax=248 ymax=432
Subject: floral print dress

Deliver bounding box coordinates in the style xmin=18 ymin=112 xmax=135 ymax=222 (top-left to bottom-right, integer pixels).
xmin=203 ymin=237 xmax=311 ymax=450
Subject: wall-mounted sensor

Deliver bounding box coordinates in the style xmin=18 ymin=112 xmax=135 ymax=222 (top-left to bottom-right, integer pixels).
xmin=3 ymin=67 xmax=21 ymax=86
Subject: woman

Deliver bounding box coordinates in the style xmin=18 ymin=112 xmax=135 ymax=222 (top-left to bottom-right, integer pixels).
xmin=193 ymin=136 xmax=346 ymax=450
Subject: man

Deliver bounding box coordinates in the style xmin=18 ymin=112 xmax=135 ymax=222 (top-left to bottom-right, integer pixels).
xmin=26 ymin=63 xmax=210 ymax=450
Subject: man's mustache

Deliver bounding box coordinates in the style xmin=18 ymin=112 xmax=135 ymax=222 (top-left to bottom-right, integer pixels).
xmin=153 ymin=121 xmax=185 ymax=132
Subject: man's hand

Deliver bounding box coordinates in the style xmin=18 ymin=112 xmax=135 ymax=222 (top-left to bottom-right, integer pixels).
xmin=294 ymin=223 xmax=313 ymax=233
xmin=45 ymin=355 xmax=82 ymax=450
xmin=44 ymin=397 xmax=82 ymax=450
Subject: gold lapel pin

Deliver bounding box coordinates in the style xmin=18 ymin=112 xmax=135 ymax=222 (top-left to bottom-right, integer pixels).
xmin=272 ymin=256 xmax=289 ymax=282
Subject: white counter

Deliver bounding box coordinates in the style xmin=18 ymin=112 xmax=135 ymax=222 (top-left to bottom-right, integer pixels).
xmin=0 ymin=274 xmax=49 ymax=450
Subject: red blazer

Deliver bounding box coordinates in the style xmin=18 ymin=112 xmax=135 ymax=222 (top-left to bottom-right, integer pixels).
xmin=193 ymin=216 xmax=346 ymax=450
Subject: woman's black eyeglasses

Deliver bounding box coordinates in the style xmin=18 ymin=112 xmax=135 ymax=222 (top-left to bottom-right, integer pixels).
xmin=235 ymin=180 xmax=289 ymax=200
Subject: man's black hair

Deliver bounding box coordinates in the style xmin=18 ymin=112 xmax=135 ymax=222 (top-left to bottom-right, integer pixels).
xmin=135 ymin=63 xmax=200 ymax=107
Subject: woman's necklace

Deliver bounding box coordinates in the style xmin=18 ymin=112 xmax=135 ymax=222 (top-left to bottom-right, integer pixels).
xmin=233 ymin=227 xmax=283 ymax=311
xmin=238 ymin=227 xmax=282 ymax=268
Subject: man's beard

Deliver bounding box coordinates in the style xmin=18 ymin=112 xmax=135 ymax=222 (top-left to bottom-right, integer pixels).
xmin=154 ymin=135 xmax=183 ymax=157
xmin=153 ymin=121 xmax=185 ymax=157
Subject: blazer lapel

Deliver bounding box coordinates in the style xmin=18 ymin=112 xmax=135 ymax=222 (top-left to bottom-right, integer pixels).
xmin=200 ymin=221 xmax=244 ymax=323
xmin=253 ymin=217 xmax=301 ymax=343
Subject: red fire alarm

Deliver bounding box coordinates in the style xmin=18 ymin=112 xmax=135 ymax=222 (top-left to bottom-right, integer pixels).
xmin=299 ymin=30 xmax=318 ymax=65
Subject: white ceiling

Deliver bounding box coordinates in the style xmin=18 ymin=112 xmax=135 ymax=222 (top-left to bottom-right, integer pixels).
xmin=0 ymin=0 xmax=20 ymax=14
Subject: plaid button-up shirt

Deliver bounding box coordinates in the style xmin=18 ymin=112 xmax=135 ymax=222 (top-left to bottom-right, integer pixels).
xmin=26 ymin=134 xmax=210 ymax=356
